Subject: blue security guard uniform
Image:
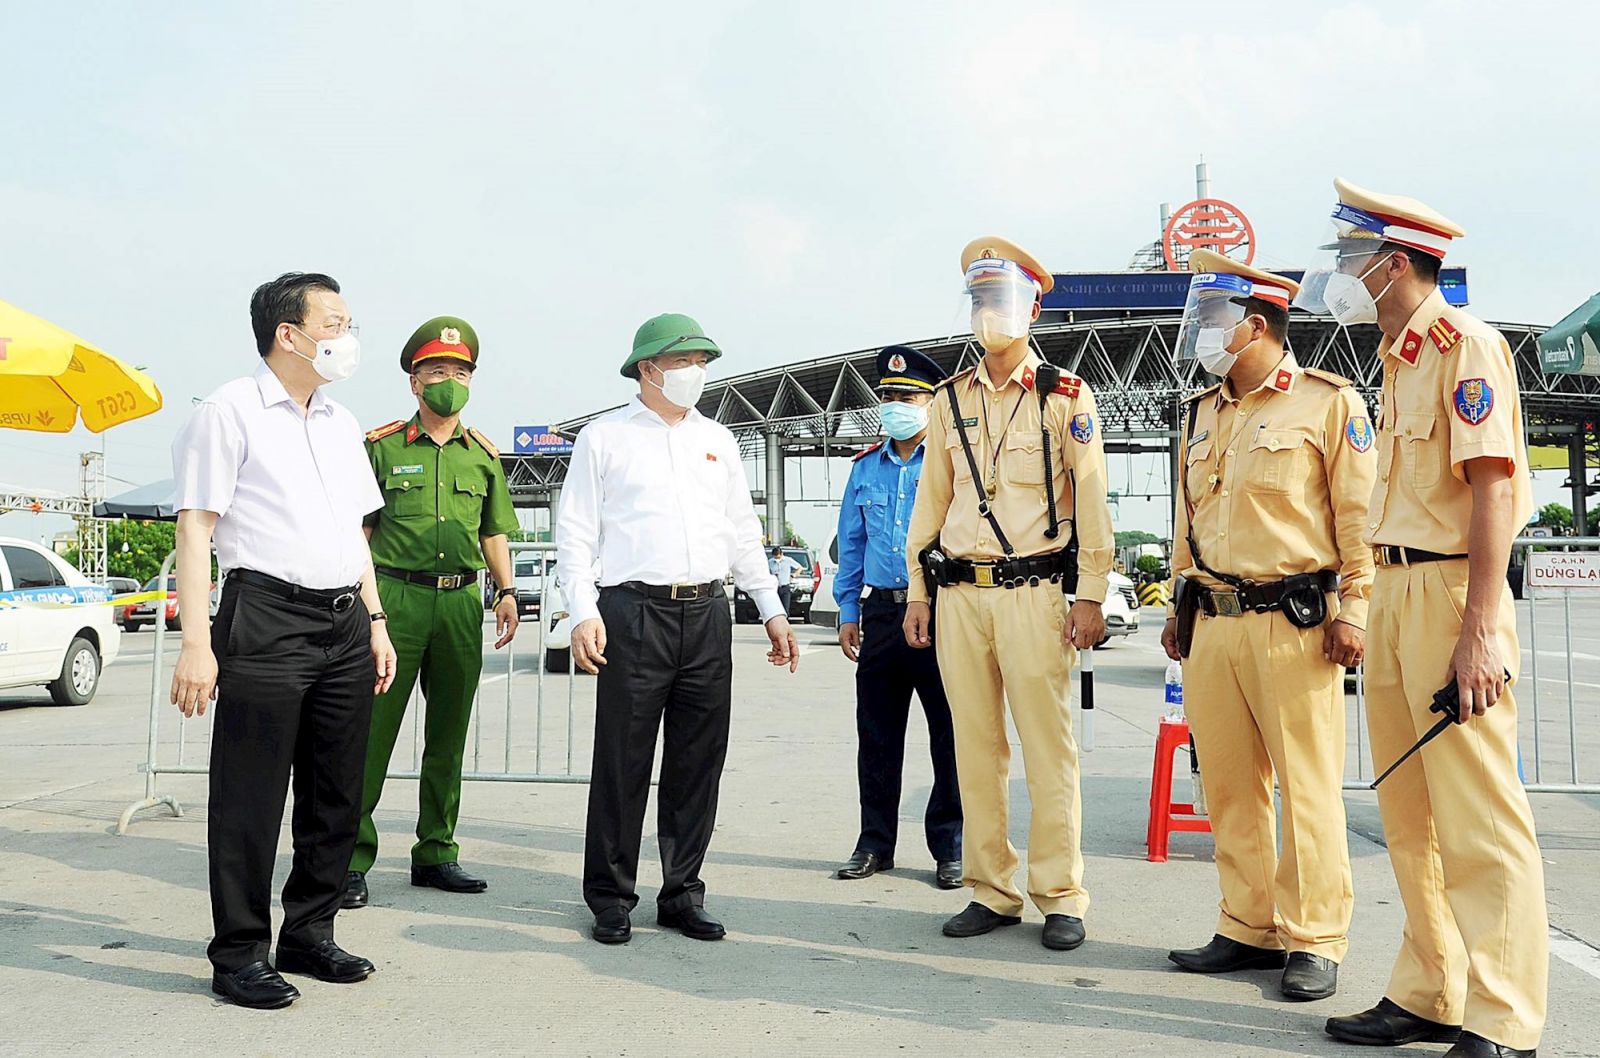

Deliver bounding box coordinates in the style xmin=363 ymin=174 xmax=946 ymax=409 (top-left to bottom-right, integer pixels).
xmin=834 ymin=346 xmax=962 ymax=874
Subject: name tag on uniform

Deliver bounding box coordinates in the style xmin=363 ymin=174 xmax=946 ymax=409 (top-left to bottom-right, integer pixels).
xmin=1186 ymin=430 xmax=1209 ymax=449
xmin=392 ymin=464 xmax=424 ymax=474
xmin=959 ymin=417 xmax=978 ymax=428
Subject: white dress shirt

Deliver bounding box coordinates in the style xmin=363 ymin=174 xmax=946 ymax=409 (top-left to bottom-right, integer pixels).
xmin=555 ymin=397 xmax=783 ymax=627
xmin=171 ymin=361 xmax=384 ymax=588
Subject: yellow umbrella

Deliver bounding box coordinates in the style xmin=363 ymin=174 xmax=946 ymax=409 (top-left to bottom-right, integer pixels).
xmin=0 ymin=298 xmax=162 ymax=433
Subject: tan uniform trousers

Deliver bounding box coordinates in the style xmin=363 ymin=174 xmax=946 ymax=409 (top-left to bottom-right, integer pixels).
xmin=1185 ymin=609 xmax=1353 ymax=961
xmin=933 ymin=580 xmax=1086 ymax=918
xmin=1366 ymin=559 xmax=1546 ymax=1051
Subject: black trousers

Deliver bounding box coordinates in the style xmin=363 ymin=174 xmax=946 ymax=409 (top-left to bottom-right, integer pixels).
xmin=583 ymin=584 xmax=732 ymax=915
xmin=854 ymin=593 xmax=962 ymax=861
xmin=206 ymin=575 xmax=374 ymax=972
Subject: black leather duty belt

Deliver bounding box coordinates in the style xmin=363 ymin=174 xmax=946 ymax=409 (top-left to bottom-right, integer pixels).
xmin=1372 ymin=546 xmax=1469 ymax=568
xmin=229 ymin=569 xmax=361 ymax=612
xmin=946 ymin=550 xmax=1075 ymax=590
xmin=1198 ymin=570 xmax=1340 ymax=617
xmin=868 ymin=587 xmax=909 ymax=603
xmin=376 ymin=566 xmax=478 ymax=591
xmin=616 ymin=580 xmax=726 ymax=602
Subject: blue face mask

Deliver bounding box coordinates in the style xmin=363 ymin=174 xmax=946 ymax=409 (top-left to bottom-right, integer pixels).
xmin=879 ymin=400 xmax=929 ymax=441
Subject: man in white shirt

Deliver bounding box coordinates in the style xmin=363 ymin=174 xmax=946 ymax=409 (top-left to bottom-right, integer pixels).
xmin=769 ymin=545 xmax=802 ymax=616
xmin=169 ymin=272 xmax=397 ymax=1010
xmin=556 ymin=312 xmax=799 ymax=946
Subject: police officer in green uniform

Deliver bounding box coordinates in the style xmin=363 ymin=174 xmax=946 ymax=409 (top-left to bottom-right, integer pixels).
xmin=343 ymin=316 xmax=521 ymax=907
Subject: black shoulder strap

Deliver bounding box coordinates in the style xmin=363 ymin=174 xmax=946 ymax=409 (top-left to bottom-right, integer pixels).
xmin=1180 ymin=395 xmax=1246 ymax=590
xmin=945 ymin=382 xmax=1016 ymax=557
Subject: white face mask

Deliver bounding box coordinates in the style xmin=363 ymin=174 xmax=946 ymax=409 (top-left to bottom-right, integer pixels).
xmin=646 ymin=362 xmax=708 ymax=409
xmin=1193 ymin=321 xmax=1248 ymax=376
xmin=1320 ymin=253 xmax=1395 ymax=327
xmin=291 ymin=327 xmax=362 ymax=382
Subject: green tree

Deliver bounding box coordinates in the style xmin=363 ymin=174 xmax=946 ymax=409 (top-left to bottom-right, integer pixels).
xmin=65 ymin=520 xmax=177 ymax=583
xmin=1135 ymin=554 xmax=1165 ymax=577
xmin=756 ymin=516 xmax=807 ymax=548
xmin=1537 ymin=503 xmax=1573 ymax=531
xmin=1116 ymin=529 xmax=1162 ymax=549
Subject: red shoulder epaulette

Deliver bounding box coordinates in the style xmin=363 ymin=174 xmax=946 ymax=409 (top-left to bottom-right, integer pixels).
xmin=1054 ymin=372 xmax=1082 ymax=398
xmin=1429 ymin=317 xmax=1463 ymax=355
xmin=853 ymin=441 xmax=884 ymax=462
xmin=365 ymin=420 xmax=406 ymax=443
xmin=466 ymin=427 xmax=500 ymax=457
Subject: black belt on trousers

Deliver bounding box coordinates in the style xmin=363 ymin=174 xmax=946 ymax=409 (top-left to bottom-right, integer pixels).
xmin=1197 ymin=570 xmax=1340 ymax=617
xmin=228 ymin=569 xmax=361 ymax=612
xmin=1373 ymin=546 xmax=1469 ymax=567
xmin=868 ymin=587 xmax=909 ymax=604
xmin=945 ymin=550 xmax=1074 ymax=589
xmin=615 ymin=580 xmax=726 ymax=602
xmin=375 ymin=565 xmax=478 ymax=591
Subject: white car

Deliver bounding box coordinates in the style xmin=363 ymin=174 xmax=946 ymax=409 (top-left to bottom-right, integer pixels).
xmin=0 ymin=537 xmax=121 ymax=705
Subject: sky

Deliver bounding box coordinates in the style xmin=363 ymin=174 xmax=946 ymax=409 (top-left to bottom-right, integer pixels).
xmin=4 ymin=1 xmax=1599 ymax=551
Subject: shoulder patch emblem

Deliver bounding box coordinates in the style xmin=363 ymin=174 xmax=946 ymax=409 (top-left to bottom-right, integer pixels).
xmin=1454 ymin=379 xmax=1494 ymax=425
xmin=467 ymin=427 xmax=499 ymax=457
xmin=852 ymin=441 xmax=884 ymax=462
xmin=1070 ymin=412 xmax=1095 ymax=444
xmin=1399 ymin=330 xmax=1424 ymax=365
xmin=1430 ymin=317 xmax=1464 ymax=355
xmin=365 ymin=419 xmax=406 ymax=443
xmin=1345 ymin=416 xmax=1374 ymax=453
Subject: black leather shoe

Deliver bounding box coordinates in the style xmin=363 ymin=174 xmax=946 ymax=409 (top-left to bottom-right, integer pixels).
xmin=835 ymin=850 xmax=892 ymax=880
xmin=1325 ymin=997 xmax=1462 ymax=1047
xmin=1281 ymin=952 xmax=1338 ymax=1000
xmin=341 ymin=871 xmax=368 ymax=910
xmin=935 ymin=860 xmax=963 ymax=890
xmin=591 ymin=906 xmax=631 ymax=944
xmin=411 ymin=861 xmax=488 ymax=893
xmin=1168 ymin=934 xmax=1287 ymax=974
xmin=275 ymin=939 xmax=374 ymax=983
xmin=1444 ymin=1031 xmax=1536 ymax=1057
xmin=1042 ymin=914 xmax=1086 ymax=951
xmin=657 ymin=906 xmax=726 ymax=941
xmin=211 ymin=960 xmax=300 ymax=1009
xmin=942 ymin=901 xmax=1021 ymax=938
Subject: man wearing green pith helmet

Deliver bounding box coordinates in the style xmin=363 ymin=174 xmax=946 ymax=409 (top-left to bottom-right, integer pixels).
xmin=343 ymin=316 xmax=521 ymax=909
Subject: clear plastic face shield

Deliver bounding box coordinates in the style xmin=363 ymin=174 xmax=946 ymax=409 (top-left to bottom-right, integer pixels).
xmin=1174 ymin=272 xmax=1253 ymax=374
xmin=1292 ymin=203 xmax=1425 ymax=324
xmin=956 ymin=258 xmax=1041 ymax=354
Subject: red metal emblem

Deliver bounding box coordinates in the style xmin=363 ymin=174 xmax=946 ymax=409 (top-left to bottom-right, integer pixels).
xmin=1162 ymin=198 xmax=1256 ymax=271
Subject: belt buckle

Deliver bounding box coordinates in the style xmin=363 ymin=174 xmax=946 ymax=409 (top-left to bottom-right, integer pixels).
xmin=1214 ymin=592 xmax=1243 ymax=617
xmin=974 ymin=564 xmax=997 ymax=588
xmin=441 ymin=574 xmax=461 ymax=590
xmin=331 ymin=591 xmax=357 ymax=613
xmin=670 ymin=582 xmax=698 ymax=601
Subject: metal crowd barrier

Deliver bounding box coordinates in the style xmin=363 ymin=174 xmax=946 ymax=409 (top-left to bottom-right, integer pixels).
xmin=1343 ymin=535 xmax=1599 ymax=795
xmin=117 ymin=542 xmax=587 ymax=834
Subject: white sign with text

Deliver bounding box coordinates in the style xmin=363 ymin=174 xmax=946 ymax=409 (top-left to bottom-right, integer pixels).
xmin=1527 ymin=551 xmax=1600 ymax=592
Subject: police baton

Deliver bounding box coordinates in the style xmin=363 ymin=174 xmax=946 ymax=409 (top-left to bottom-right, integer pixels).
xmin=1079 ymin=643 xmax=1095 ymax=752
xmin=1369 ymin=672 xmax=1509 ymax=789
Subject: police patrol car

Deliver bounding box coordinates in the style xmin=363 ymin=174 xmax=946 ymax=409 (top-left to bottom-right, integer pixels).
xmin=0 ymin=537 xmax=121 ymax=705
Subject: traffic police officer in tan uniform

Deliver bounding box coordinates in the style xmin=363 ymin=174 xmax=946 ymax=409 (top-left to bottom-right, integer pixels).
xmin=1160 ymin=249 xmax=1375 ymax=1001
xmin=903 ymin=237 xmax=1113 ymax=952
xmin=1297 ymin=181 xmax=1546 ymax=1058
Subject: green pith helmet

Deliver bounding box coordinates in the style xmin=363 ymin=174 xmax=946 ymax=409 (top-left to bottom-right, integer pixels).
xmin=621 ymin=312 xmax=722 ymax=379
xmin=400 ymin=315 xmax=479 ymax=373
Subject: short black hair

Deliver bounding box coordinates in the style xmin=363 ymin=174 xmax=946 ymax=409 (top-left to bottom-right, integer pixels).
xmin=250 ymin=272 xmax=341 ymax=356
xmin=1378 ymin=241 xmax=1441 ymax=283
xmin=1236 ymin=296 xmax=1289 ymax=343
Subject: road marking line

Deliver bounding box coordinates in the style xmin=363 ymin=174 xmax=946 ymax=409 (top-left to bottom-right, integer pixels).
xmin=1550 ymin=926 xmax=1600 ymax=983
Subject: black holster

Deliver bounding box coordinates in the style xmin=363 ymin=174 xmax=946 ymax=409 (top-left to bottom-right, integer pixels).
xmin=1173 ymin=575 xmax=1199 ymax=658
xmin=1278 ymin=573 xmax=1329 ymax=629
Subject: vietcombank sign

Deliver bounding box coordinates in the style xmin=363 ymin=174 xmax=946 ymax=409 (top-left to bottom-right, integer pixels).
xmin=1538 ymin=292 xmax=1600 ymax=376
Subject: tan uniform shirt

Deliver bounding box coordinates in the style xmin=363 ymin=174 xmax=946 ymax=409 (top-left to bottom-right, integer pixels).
xmin=1170 ymin=351 xmax=1377 ymax=629
xmin=1370 ymin=288 xmax=1533 ymax=550
xmin=905 ymin=350 xmax=1114 ymax=605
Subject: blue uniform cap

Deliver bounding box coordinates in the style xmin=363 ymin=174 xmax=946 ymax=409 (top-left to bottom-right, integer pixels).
xmin=876 ymin=345 xmax=947 ymax=394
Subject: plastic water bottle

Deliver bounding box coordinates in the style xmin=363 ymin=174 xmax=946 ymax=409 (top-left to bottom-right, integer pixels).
xmin=1163 ymin=659 xmax=1184 ymax=722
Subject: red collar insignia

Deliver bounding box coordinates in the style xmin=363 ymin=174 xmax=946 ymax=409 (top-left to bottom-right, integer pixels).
xmin=1398 ymin=330 xmax=1423 ymax=365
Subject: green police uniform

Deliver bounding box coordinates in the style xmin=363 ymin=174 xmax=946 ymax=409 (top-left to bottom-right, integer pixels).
xmin=350 ymin=317 xmax=519 ymax=876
